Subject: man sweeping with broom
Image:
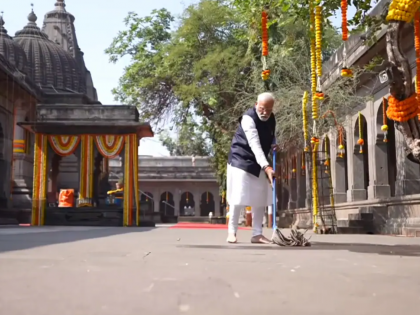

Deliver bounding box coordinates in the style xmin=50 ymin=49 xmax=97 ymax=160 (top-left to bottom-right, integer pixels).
xmin=226 ymin=92 xmax=278 ymax=244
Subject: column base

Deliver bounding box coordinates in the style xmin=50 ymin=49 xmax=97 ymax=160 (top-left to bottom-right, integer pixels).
xmin=396 ymin=180 xmax=420 ymax=196
xmin=288 ymin=201 xmax=297 ymax=210
xmin=348 ymin=189 xmax=367 ymax=201
xmin=333 ymin=192 xmax=347 ymax=204
xmin=368 ymin=184 xmax=390 ymax=199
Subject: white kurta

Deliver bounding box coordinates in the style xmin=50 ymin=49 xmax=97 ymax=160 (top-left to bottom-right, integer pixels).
xmin=226 ymin=115 xmax=272 ymax=207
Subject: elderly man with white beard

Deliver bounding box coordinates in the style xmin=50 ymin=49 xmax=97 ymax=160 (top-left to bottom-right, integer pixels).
xmin=226 ymin=92 xmax=278 ymax=244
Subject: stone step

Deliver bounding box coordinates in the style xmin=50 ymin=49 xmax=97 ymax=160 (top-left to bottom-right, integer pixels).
xmin=348 ymin=213 xmax=373 ymax=220
xmin=402 ymin=228 xmax=420 ymax=237
xmin=337 ymin=219 xmax=373 ymax=228
xmin=0 ymin=218 xmax=19 ymax=225
xmin=337 ymin=226 xmax=367 ymax=234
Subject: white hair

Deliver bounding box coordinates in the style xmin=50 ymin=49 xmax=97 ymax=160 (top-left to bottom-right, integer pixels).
xmin=257 ymin=92 xmax=275 ymax=103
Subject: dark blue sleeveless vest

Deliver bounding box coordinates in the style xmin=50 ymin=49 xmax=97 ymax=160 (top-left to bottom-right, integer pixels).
xmin=228 ymin=108 xmax=276 ymax=177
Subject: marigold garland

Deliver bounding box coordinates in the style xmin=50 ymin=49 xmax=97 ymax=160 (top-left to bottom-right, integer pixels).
xmin=387 ymin=0 xmax=420 ymax=23
xmin=381 ymin=97 xmax=389 ymax=143
xmin=261 ymin=11 xmax=270 ymax=81
xmin=415 ymin=10 xmax=420 ymax=118
xmin=310 ymin=0 xmax=318 ymax=118
xmin=302 ymin=91 xmax=309 ymax=151
xmin=338 ymin=127 xmax=345 ymax=158
xmin=341 ymin=67 xmax=353 ymax=77
xmin=262 ymin=11 xmax=268 ymax=56
xmin=315 ymin=6 xmax=323 ymax=77
xmin=357 ymin=112 xmax=364 ymax=153
xmin=386 ymin=94 xmax=420 ymax=121
xmin=341 ymin=0 xmax=348 ymax=41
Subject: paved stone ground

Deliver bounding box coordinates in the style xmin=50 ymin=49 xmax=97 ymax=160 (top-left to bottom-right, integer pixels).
xmin=0 ymin=226 xmax=420 ymax=315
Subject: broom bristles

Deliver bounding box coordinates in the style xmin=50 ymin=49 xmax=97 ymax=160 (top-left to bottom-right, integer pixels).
xmin=271 ymin=228 xmax=311 ymax=247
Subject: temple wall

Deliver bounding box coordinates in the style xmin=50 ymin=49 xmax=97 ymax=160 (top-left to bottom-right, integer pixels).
xmin=0 ymin=92 xmax=14 ymax=208
xmin=278 ymin=7 xmax=420 ymax=235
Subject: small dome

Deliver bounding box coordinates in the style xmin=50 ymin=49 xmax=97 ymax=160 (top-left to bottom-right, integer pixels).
xmin=14 ymin=9 xmax=86 ymax=93
xmin=0 ymin=15 xmax=28 ymax=72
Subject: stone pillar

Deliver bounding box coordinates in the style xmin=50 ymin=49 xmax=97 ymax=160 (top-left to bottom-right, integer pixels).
xmin=193 ymin=190 xmax=201 ymax=217
xmin=153 ymin=188 xmax=160 ymax=213
xmin=395 ymin=130 xmax=420 ymax=195
xmin=296 ymin=152 xmax=306 ymax=208
xmin=212 ymin=188 xmax=221 ymax=216
xmin=173 ymin=190 xmax=181 ymax=216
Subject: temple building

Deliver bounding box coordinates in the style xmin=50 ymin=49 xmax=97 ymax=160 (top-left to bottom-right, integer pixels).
xmin=278 ymin=0 xmax=420 ymax=236
xmin=109 ymin=156 xmax=222 ymax=223
xmin=0 ymin=1 xmax=156 ymax=226
xmin=0 ymin=1 xmax=220 ymax=226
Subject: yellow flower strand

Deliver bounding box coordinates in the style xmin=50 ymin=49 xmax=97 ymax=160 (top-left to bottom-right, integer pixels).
xmin=387 ymin=0 xmax=420 ymax=22
xmin=302 ymin=91 xmax=309 ymax=151
xmin=310 ymin=0 xmax=318 ymax=120
xmin=315 ymin=6 xmax=323 ymax=77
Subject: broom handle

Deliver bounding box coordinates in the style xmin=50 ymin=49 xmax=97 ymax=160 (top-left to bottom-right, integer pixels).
xmin=272 ymin=142 xmax=277 ymax=230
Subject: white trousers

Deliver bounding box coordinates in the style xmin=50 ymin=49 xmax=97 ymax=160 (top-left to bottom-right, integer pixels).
xmin=228 ymin=205 xmax=264 ymax=237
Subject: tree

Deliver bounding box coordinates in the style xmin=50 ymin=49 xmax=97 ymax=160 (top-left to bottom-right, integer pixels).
xmin=106 ymin=0 xmax=373 ymax=189
xmin=232 ymin=0 xmax=420 ymax=162
xmin=159 ymin=117 xmax=212 ymax=156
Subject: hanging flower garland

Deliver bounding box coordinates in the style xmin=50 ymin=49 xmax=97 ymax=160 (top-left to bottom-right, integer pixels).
xmin=314 ymin=5 xmax=324 ymax=101
xmin=414 ymin=10 xmax=420 ymax=118
xmin=292 ymin=155 xmax=297 ymax=179
xmin=341 ymin=0 xmax=348 ymax=41
xmin=386 ymin=94 xmax=419 ymax=121
xmin=381 ymin=98 xmax=389 ymax=142
xmin=357 ymin=112 xmax=364 ymax=153
xmin=48 ymin=135 xmax=80 ymax=156
xmin=311 ymin=137 xmax=320 ymax=233
xmin=340 ymin=0 xmax=353 ymax=77
xmin=261 ymin=10 xmax=270 ymax=81
xmin=302 ymin=91 xmax=309 ymax=151
xmin=310 ymin=0 xmax=318 ymax=120
xmin=338 ymin=127 xmax=345 ymax=158
xmin=387 ymin=0 xmax=420 ymax=23
xmin=323 ymin=137 xmax=330 ymax=174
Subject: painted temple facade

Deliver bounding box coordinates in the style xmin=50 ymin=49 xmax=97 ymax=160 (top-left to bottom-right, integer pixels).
xmin=278 ymin=0 xmax=420 ymax=235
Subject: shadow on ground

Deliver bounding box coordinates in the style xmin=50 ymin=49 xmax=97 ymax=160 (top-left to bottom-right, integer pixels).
xmin=178 ymin=242 xmax=420 ymax=257
xmin=0 ymin=227 xmax=154 ymax=253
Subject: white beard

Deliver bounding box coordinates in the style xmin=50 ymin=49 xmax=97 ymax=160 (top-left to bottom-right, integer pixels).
xmin=257 ymin=113 xmax=269 ymax=121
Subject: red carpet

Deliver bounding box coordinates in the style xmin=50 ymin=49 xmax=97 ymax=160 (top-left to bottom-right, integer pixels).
xmin=170 ymin=222 xmax=250 ymax=230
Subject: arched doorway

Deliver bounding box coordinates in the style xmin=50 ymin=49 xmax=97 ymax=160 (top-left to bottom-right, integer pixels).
xmin=140 ymin=191 xmax=154 ymax=214
xmin=200 ymin=191 xmax=215 ymax=216
xmin=321 ymin=136 xmax=332 ymax=206
xmin=160 ymin=191 xmax=175 ymax=216
xmin=179 ymin=192 xmax=195 ymax=216
xmin=376 ymin=101 xmax=397 ymax=196
xmin=352 ymin=114 xmax=369 ymax=200
xmin=334 ymin=128 xmax=348 ymax=203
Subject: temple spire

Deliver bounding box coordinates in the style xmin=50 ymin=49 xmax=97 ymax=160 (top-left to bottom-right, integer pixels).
xmin=28 ymin=3 xmax=37 ymax=24
xmin=0 ymin=12 xmax=7 ymax=35
xmin=54 ymin=0 xmax=66 ymax=11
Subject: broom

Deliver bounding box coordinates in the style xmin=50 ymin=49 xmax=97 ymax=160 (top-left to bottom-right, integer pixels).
xmin=270 ymin=146 xmax=311 ymax=247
